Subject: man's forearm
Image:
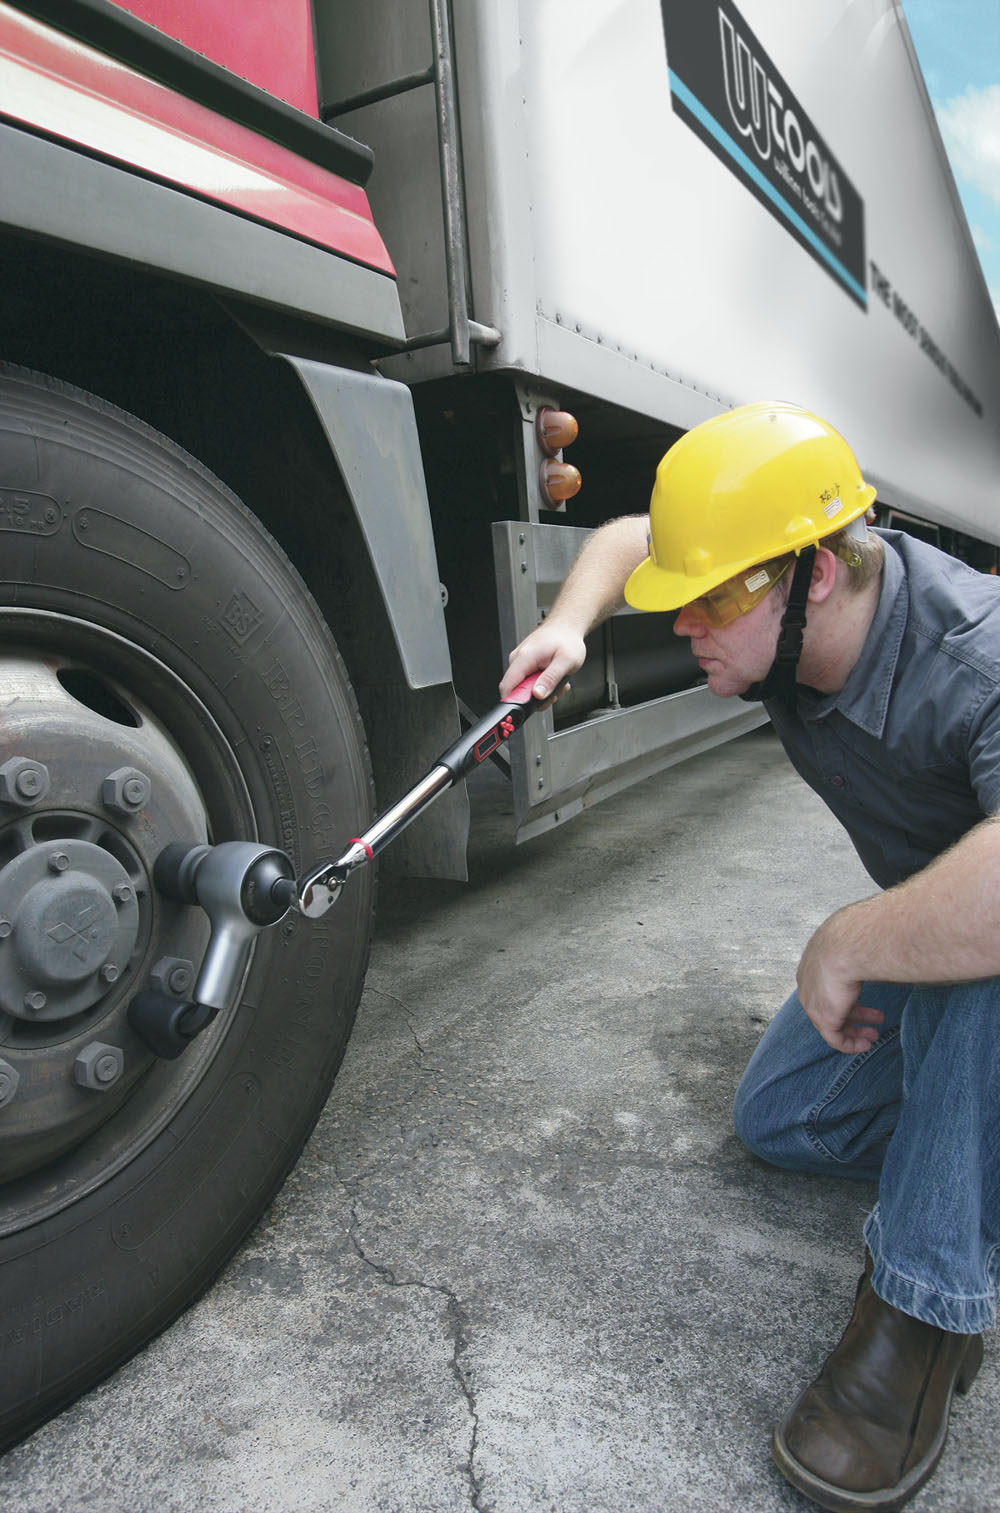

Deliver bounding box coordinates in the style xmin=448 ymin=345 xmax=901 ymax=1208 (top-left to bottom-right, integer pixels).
xmin=499 ymin=514 xmax=650 ymax=698
xmin=545 ymin=514 xmax=650 ymax=634
xmin=810 ymin=815 xmax=1000 ymax=987
xmin=795 ymin=815 xmax=1000 ymax=1051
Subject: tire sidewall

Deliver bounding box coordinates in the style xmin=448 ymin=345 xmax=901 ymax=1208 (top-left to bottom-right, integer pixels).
xmin=0 ymin=367 xmax=374 ymax=1444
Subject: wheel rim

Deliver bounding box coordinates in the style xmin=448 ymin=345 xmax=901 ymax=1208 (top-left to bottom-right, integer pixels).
xmin=0 ymin=609 xmax=257 ymax=1233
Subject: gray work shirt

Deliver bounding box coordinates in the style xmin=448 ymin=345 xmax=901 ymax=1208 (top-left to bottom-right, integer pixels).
xmin=767 ymin=530 xmax=1000 ymax=889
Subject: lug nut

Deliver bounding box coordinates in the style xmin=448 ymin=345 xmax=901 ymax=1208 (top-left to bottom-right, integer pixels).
xmin=23 ymin=990 xmax=46 ymax=1013
xmin=112 ymin=883 xmax=133 ymax=904
xmin=0 ymin=1058 xmax=19 ymax=1110
xmin=149 ymin=956 xmax=195 ymax=997
xmin=74 ymin=1041 xmax=125 ymax=1091
xmin=0 ymin=919 xmax=12 ymax=939
xmin=48 ymin=852 xmax=71 ymax=873
xmin=102 ymin=767 xmax=152 ymax=815
xmin=99 ymin=963 xmax=120 ymax=985
xmin=0 ymin=756 xmax=51 ymax=809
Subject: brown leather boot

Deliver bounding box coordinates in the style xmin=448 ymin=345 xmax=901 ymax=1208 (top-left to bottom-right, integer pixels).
xmin=772 ymin=1258 xmax=984 ymax=1512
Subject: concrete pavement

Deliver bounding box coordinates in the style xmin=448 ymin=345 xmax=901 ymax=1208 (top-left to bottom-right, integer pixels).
xmin=1 ymin=726 xmax=996 ymax=1513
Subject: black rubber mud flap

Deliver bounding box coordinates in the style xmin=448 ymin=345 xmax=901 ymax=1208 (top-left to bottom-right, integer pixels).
xmin=0 ymin=365 xmax=375 ymax=1449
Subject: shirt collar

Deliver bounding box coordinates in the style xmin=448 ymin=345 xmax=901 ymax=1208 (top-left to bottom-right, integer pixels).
xmin=798 ymin=538 xmax=907 ymax=737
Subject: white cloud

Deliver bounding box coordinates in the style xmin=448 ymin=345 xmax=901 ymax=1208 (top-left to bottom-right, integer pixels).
xmin=936 ymin=83 xmax=1000 ymax=208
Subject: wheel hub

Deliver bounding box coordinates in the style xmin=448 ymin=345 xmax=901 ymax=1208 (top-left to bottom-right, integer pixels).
xmin=0 ymin=643 xmax=215 ymax=1186
xmin=0 ymin=838 xmax=140 ymax=1021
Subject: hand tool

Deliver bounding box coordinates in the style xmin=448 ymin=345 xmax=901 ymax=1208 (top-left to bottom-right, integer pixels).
xmin=128 ymin=676 xmax=560 ymax=1057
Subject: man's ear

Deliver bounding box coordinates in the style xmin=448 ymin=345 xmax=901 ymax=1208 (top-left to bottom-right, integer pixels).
xmin=807 ymin=545 xmax=839 ymax=604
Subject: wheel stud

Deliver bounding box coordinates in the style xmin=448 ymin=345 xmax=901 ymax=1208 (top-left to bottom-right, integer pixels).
xmin=102 ymin=767 xmax=152 ymax=815
xmin=149 ymin=956 xmax=195 ymax=997
xmin=0 ymin=756 xmax=51 ymax=808
xmin=74 ymin=1041 xmax=125 ymax=1091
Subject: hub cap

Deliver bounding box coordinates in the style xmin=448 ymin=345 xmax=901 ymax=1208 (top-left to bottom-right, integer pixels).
xmin=0 ymin=625 xmax=252 ymax=1206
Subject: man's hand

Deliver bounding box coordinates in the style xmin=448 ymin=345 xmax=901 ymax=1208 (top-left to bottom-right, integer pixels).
xmin=796 ymin=914 xmax=885 ymax=1054
xmin=499 ymin=620 xmax=586 ymax=702
xmin=794 ymin=816 xmax=1000 ymax=1052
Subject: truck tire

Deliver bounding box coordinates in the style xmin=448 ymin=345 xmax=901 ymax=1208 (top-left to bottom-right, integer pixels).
xmin=0 ymin=364 xmax=375 ymax=1449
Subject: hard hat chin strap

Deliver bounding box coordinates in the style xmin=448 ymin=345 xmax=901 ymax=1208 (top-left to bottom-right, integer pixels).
xmin=740 ymin=544 xmax=816 ymax=709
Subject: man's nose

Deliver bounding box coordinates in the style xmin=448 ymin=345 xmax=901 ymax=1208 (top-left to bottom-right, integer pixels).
xmin=673 ymin=604 xmax=705 ymax=637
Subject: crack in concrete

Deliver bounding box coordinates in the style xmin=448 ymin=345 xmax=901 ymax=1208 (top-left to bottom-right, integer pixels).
xmin=364 ymin=985 xmax=441 ymax=1068
xmin=404 ymin=1013 xmax=433 ymax=1063
xmin=338 ymin=1171 xmax=485 ymax=1511
xmin=339 ymin=991 xmax=483 ymax=1503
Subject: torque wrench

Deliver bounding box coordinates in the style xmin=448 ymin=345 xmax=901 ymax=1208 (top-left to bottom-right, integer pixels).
xmin=285 ymin=674 xmax=562 ymax=919
xmin=129 ymin=676 xmax=562 ymax=1057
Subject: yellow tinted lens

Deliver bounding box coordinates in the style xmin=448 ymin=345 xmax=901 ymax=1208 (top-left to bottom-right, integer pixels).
xmin=687 ymin=558 xmax=791 ymax=627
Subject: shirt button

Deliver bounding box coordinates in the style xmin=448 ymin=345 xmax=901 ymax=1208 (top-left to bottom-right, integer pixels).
xmin=829 ymin=774 xmax=846 ymax=789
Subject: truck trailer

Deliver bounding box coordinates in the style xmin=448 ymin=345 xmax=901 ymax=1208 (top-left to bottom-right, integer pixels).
xmin=1 ymin=0 xmax=998 ymax=1446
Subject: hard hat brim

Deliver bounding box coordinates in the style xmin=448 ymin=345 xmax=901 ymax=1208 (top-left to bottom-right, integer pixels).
xmin=624 ymin=480 xmax=876 ymax=614
xmin=624 ymin=554 xmax=727 ymax=612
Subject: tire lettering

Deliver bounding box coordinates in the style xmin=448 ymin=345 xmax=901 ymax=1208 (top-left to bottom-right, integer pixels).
xmin=263 ymin=661 xmax=330 ymax=797
xmin=0 ymin=487 xmax=61 ymax=535
xmin=1 ymin=1279 xmax=108 ymax=1352
xmin=264 ymin=924 xmax=331 ymax=1075
xmin=258 ymin=734 xmax=298 ymax=858
xmin=293 ymin=734 xmax=326 ymax=798
xmin=263 ymin=658 xmax=306 ymax=729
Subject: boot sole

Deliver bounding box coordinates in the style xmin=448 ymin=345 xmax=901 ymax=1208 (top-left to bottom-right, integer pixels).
xmin=771 ymin=1333 xmax=983 ymax=1513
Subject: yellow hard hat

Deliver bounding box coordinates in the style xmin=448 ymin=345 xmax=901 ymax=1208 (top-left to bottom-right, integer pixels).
xmin=625 ymin=402 xmax=876 ymax=612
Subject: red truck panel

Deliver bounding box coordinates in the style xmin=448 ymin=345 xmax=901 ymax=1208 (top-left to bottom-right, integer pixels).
xmin=0 ymin=3 xmax=393 ymax=274
xmin=118 ymin=0 xmax=319 ymax=116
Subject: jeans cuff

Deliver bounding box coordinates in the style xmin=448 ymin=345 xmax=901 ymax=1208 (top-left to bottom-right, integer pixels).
xmin=865 ymin=1209 xmax=997 ymax=1334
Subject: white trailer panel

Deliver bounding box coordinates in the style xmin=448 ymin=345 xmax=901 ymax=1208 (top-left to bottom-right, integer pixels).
xmin=449 ymin=0 xmax=1000 ymax=536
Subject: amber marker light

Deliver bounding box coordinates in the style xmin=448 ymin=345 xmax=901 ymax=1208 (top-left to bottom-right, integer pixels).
xmin=536 ymin=407 xmax=579 ymax=455
xmin=539 ymin=459 xmax=582 ymax=506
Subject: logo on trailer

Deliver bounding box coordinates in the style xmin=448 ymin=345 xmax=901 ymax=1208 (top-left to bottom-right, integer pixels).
xmin=719 ymin=13 xmax=843 ymax=226
xmin=661 ymin=0 xmax=866 ymax=308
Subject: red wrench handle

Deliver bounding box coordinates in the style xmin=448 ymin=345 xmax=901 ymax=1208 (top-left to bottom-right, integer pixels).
xmin=437 ymin=676 xmax=566 ymax=780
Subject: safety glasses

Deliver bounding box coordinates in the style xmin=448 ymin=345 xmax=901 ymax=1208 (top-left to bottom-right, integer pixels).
xmin=684 ymin=555 xmax=793 ymax=628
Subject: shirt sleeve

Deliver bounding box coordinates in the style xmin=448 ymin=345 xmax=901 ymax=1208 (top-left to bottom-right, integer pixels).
xmin=967 ymin=682 xmax=1000 ymax=816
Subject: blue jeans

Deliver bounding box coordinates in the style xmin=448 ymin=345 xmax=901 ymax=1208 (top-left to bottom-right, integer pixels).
xmin=732 ymin=979 xmax=1000 ymax=1334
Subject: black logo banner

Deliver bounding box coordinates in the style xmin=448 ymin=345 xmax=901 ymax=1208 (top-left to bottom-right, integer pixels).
xmin=662 ymin=1 xmax=867 ymax=308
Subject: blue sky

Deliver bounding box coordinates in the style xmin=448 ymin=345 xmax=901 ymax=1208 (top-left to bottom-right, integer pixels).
xmin=901 ymin=0 xmax=1000 ymax=321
